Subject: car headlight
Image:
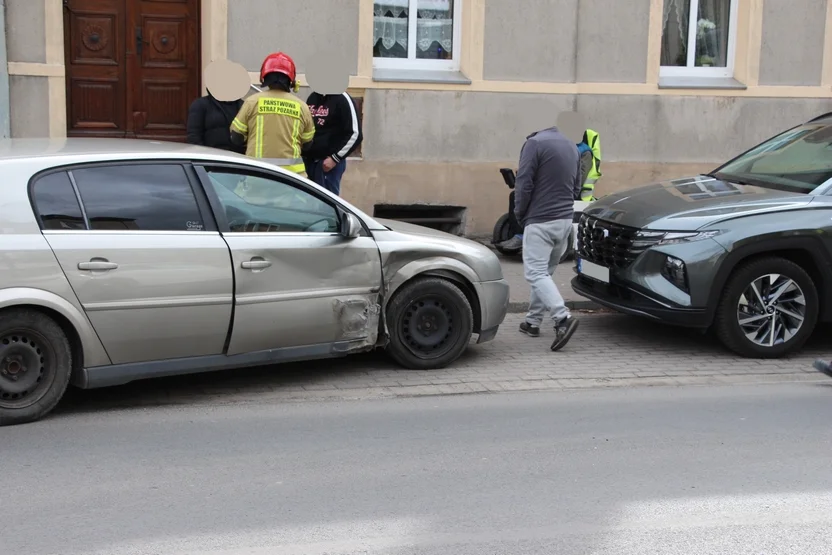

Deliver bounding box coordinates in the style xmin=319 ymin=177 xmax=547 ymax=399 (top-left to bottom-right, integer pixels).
xmin=635 ymin=230 xmax=720 ymax=246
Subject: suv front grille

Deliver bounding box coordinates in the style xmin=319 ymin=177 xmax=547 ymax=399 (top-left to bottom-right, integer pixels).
xmin=577 ymin=215 xmax=661 ymax=269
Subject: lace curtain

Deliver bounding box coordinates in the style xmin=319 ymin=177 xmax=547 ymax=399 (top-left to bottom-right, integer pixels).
xmin=374 ymin=0 xmax=454 ymax=54
xmin=661 ymin=0 xmax=731 ymax=67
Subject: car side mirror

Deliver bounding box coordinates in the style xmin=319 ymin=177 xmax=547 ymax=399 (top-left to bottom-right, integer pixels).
xmin=339 ymin=212 xmax=362 ymax=239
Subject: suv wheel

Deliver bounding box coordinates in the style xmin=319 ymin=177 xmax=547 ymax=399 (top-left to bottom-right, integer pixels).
xmin=385 ymin=277 xmax=474 ymax=370
xmin=714 ymin=257 xmax=818 ymax=358
xmin=0 ymin=309 xmax=73 ymax=426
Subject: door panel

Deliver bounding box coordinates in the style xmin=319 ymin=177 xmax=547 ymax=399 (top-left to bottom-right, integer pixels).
xmin=44 ymin=233 xmax=233 ymax=365
xmin=64 ymin=0 xmax=128 ymax=137
xmin=196 ymin=165 xmax=383 ymax=355
xmin=129 ymin=0 xmax=200 ymax=141
xmin=63 ymin=0 xmax=200 ymax=140
xmin=224 ymin=234 xmax=383 ymax=355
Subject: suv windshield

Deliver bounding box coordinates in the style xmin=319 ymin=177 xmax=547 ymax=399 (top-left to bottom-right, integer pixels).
xmin=713 ymin=121 xmax=832 ymax=193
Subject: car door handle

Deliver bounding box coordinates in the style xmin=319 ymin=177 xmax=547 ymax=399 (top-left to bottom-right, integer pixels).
xmin=78 ymin=261 xmax=118 ymax=271
xmin=241 ymin=259 xmax=272 ymax=270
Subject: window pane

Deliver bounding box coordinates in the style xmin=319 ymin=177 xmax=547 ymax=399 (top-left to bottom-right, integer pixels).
xmin=660 ymin=0 xmax=691 ymax=67
xmin=73 ymin=164 xmax=204 ymax=232
xmin=416 ymin=0 xmax=454 ymax=60
xmin=204 ymin=169 xmax=339 ymax=233
xmin=695 ymin=0 xmax=731 ymax=67
xmin=374 ymin=0 xmax=408 ymax=58
xmin=717 ymin=124 xmax=832 ymax=192
xmin=31 ymin=172 xmax=86 ymax=230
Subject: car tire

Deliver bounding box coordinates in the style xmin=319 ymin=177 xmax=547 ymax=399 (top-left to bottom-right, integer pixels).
xmin=385 ymin=277 xmax=474 ymax=370
xmin=714 ymin=257 xmax=819 ymax=359
xmin=492 ymin=213 xmax=521 ymax=256
xmin=0 ymin=309 xmax=73 ymax=426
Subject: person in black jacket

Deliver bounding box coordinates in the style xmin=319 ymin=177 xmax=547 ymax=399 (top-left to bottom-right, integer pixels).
xmin=186 ymin=92 xmax=245 ymax=154
xmin=187 ymin=60 xmax=250 ymax=154
xmin=302 ymin=91 xmax=363 ymax=195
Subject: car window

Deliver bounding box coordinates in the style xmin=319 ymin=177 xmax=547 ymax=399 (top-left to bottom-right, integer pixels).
xmin=71 ymin=164 xmax=205 ymax=231
xmin=31 ymin=171 xmax=86 ymax=230
xmin=715 ymin=123 xmax=832 ymax=193
xmin=202 ymin=168 xmax=339 ymax=233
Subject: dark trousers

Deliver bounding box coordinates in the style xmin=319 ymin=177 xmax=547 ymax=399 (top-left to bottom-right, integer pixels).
xmin=305 ymin=157 xmax=347 ymax=196
xmin=508 ymin=190 xmax=523 ymax=237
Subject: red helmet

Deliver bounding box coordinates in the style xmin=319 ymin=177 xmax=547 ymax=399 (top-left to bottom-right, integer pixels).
xmin=260 ymin=52 xmax=297 ymax=84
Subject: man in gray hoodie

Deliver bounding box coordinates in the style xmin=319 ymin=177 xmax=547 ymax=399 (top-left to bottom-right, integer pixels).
xmin=514 ymin=125 xmax=582 ymax=351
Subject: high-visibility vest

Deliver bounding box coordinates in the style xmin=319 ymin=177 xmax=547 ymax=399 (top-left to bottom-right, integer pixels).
xmin=580 ymin=129 xmax=601 ymax=202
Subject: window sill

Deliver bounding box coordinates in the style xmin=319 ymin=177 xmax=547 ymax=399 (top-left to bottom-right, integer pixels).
xmin=658 ymin=76 xmax=747 ymax=90
xmin=372 ymin=68 xmax=472 ymax=85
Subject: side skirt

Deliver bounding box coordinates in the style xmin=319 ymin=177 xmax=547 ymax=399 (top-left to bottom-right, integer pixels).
xmin=72 ymin=341 xmax=376 ymax=390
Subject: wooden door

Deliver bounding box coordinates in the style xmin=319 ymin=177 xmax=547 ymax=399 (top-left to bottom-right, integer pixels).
xmin=64 ymin=0 xmax=200 ymax=141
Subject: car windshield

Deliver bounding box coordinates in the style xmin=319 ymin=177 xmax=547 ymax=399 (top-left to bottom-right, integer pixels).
xmin=713 ymin=121 xmax=832 ymax=193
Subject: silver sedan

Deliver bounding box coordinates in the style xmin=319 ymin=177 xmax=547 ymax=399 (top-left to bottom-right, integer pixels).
xmin=0 ymin=138 xmax=509 ymax=425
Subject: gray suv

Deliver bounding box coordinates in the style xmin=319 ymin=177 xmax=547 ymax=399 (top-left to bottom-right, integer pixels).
xmin=572 ymin=112 xmax=832 ymax=359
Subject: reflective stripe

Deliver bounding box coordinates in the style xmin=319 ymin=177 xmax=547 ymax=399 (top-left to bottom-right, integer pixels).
xmin=292 ymin=118 xmax=300 ymax=158
xmin=255 ymin=115 xmax=264 ymax=158
xmin=261 ymin=157 xmax=304 ymax=166
xmin=260 ymin=158 xmax=307 ymax=175
xmin=300 ymin=128 xmax=315 ymax=141
xmin=231 ymin=118 xmax=248 ymax=133
xmin=583 ymin=177 xmax=598 ymax=186
xmin=283 ymin=162 xmax=306 ymax=174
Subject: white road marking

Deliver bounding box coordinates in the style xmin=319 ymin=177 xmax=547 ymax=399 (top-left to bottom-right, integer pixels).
xmin=591 ymin=492 xmax=832 ymax=554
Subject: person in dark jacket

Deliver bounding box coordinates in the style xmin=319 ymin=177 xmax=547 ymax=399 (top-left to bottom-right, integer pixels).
xmin=301 ymin=53 xmax=362 ymax=196
xmin=302 ymin=91 xmax=362 ymax=195
xmin=187 ymin=93 xmax=245 ymax=153
xmin=187 ymin=60 xmax=250 ymax=154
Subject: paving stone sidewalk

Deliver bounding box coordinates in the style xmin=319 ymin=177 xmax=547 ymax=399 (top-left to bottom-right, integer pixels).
xmin=57 ymin=313 xmax=830 ymax=416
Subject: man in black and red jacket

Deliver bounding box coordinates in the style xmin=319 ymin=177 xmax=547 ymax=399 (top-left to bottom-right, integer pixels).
xmin=302 ymin=90 xmax=363 ymax=196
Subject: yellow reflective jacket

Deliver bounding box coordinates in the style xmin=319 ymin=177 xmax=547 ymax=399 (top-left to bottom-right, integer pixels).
xmin=230 ymin=89 xmax=316 ymax=175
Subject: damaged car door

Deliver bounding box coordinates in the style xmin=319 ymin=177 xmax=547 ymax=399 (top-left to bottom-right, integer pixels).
xmin=195 ymin=164 xmax=383 ymax=356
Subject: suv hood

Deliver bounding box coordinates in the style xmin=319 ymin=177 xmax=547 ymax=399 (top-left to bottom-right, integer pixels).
xmin=585 ymin=176 xmax=812 ymax=231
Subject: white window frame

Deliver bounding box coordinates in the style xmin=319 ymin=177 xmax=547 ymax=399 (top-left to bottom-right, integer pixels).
xmin=372 ymin=0 xmax=463 ymax=71
xmin=659 ymin=0 xmax=739 ymax=79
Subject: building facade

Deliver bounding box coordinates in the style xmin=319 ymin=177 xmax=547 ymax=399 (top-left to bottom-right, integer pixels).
xmin=4 ymin=0 xmax=832 ymax=235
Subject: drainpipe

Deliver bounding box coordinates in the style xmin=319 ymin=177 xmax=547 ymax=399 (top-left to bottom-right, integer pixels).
xmin=0 ymin=0 xmax=10 ymax=138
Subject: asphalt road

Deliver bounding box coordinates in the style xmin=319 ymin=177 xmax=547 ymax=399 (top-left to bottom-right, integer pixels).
xmin=5 ymin=383 xmax=832 ymax=554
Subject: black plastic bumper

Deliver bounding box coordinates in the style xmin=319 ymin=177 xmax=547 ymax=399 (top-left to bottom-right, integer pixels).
xmin=571 ymin=275 xmax=711 ymax=329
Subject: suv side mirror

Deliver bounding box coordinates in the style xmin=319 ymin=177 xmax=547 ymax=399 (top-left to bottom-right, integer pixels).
xmin=339 ymin=212 xmax=362 ymax=239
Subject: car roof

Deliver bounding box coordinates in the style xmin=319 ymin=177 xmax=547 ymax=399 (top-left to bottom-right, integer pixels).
xmin=0 ymin=137 xmax=249 ymax=164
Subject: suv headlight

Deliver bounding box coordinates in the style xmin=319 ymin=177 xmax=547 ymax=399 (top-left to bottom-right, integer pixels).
xmin=635 ymin=230 xmax=720 ymax=246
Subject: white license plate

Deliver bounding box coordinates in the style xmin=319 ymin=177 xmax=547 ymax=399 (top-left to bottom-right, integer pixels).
xmin=577 ymin=258 xmax=610 ymax=284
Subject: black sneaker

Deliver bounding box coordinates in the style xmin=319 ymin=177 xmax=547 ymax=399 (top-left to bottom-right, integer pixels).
xmin=519 ymin=322 xmax=540 ymax=337
xmin=551 ymin=316 xmax=579 ymax=352
xmin=813 ymin=359 xmax=832 ymax=378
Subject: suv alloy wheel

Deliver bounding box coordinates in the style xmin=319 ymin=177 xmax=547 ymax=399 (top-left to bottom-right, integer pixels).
xmin=714 ymin=257 xmax=819 ymax=358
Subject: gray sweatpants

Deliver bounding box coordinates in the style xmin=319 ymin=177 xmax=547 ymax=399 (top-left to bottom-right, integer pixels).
xmin=522 ymin=219 xmax=572 ymax=327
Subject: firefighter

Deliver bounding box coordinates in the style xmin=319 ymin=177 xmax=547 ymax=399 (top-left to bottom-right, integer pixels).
xmin=230 ymin=52 xmax=316 ymax=177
